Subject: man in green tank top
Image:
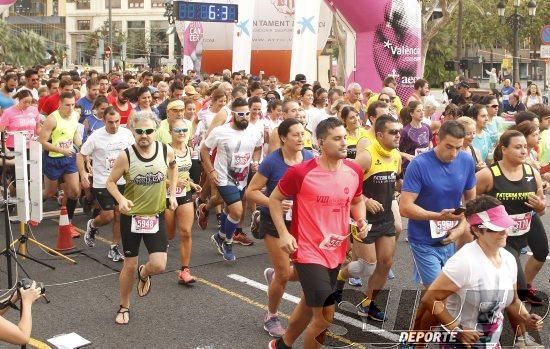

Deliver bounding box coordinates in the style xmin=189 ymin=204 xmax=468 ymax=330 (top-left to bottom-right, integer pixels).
xmin=106 ymin=111 xmax=178 ymax=325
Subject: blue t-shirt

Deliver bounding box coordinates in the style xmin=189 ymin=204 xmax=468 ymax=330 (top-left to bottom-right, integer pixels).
xmin=82 ymin=114 xmax=105 ymax=143
xmin=77 ymin=96 xmax=94 ymax=123
xmin=501 ymin=86 xmax=515 ymax=108
xmin=402 ymin=149 xmax=476 ymax=245
xmin=471 ymin=131 xmax=495 ymax=162
xmin=257 ymin=148 xmax=314 ymax=214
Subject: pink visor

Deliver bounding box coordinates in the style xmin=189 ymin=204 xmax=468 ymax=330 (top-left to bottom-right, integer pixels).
xmin=466 ymin=205 xmax=516 ymax=232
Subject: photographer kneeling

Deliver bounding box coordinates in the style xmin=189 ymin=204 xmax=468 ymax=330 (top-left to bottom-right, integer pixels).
xmin=0 ymin=281 xmax=42 ymax=345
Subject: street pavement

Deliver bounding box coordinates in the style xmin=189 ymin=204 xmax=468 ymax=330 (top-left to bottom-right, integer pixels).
xmin=0 ymin=199 xmax=549 ymax=349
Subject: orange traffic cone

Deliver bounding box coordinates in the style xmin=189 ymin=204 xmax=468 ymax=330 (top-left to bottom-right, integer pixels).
xmin=56 ymin=206 xmax=75 ymax=252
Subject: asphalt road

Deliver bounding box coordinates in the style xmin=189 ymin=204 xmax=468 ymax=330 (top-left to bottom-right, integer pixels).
xmin=0 ymin=200 xmax=549 ymax=349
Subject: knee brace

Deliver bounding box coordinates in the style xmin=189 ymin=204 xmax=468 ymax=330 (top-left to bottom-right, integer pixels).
xmin=348 ymin=259 xmax=376 ymax=281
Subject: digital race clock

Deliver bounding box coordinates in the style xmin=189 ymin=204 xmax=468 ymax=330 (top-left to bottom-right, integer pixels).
xmin=175 ymin=2 xmax=238 ymax=23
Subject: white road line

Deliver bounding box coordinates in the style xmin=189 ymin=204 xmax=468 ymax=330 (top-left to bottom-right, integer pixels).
xmin=525 ymin=251 xmax=550 ymax=260
xmin=227 ymin=273 xmax=400 ymax=342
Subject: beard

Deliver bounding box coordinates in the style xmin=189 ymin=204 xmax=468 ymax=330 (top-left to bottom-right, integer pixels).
xmin=234 ymin=119 xmax=249 ymax=130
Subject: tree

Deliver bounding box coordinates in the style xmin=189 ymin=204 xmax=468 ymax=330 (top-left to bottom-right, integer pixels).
xmin=83 ymin=24 xmax=127 ymax=62
xmin=0 ymin=20 xmax=46 ymax=66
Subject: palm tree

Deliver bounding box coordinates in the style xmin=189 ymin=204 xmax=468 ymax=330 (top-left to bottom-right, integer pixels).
xmin=0 ymin=21 xmax=46 ymax=66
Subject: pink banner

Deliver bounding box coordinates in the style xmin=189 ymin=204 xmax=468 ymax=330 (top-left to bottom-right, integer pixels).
xmin=176 ymin=21 xmax=204 ymax=73
xmin=326 ymin=0 xmax=421 ymax=102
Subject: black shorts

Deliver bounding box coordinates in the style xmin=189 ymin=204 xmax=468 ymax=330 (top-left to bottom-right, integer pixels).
xmin=360 ymin=220 xmax=396 ymax=244
xmin=120 ymin=213 xmax=168 ymax=258
xmin=93 ymin=185 xmax=124 ymax=211
xmin=190 ymin=159 xmax=201 ymax=185
xmin=166 ymin=191 xmax=193 ymax=207
xmin=258 ymin=211 xmax=290 ymax=239
xmin=294 ymin=263 xmax=340 ymax=308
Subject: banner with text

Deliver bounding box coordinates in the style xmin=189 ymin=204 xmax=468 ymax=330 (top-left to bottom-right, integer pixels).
xmin=176 ymin=21 xmax=204 ymax=73
xmin=232 ymin=0 xmax=255 ymax=73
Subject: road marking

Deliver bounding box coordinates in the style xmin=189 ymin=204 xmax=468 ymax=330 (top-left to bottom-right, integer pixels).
xmin=29 ymin=337 xmax=51 ymax=348
xmin=43 ymin=208 xmax=83 ymax=219
xmin=227 ymin=273 xmax=400 ymax=342
xmin=195 ymin=276 xmax=365 ymax=348
xmin=526 ymin=251 xmax=550 ymax=260
xmin=52 ymin=220 xmax=114 ymax=245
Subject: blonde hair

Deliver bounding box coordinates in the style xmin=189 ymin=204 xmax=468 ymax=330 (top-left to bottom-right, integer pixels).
xmin=456 ymin=116 xmax=476 ymax=129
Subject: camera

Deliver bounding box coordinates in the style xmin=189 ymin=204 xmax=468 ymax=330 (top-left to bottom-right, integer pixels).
xmin=16 ymin=278 xmax=45 ymax=295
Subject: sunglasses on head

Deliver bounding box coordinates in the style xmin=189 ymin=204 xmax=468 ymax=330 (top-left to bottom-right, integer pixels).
xmin=232 ymin=111 xmax=250 ymax=117
xmin=135 ymin=128 xmax=155 ymax=135
xmin=172 ymin=127 xmax=188 ymax=133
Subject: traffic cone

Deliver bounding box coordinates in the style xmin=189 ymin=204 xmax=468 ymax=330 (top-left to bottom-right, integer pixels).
xmin=56 ymin=206 xmax=75 ymax=252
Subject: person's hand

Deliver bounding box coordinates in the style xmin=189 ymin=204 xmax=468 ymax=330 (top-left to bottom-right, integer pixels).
xmin=282 ymin=200 xmax=293 ymax=213
xmin=442 ymin=223 xmax=464 ymax=245
xmin=19 ymin=281 xmax=42 ymax=305
xmin=118 ymin=197 xmax=134 ymax=215
xmin=208 ymin=170 xmax=220 ymax=185
xmin=355 ymin=218 xmax=371 ymax=240
xmin=439 ymin=208 xmax=464 ymax=221
xmin=525 ymin=313 xmax=543 ymax=332
xmin=177 ymin=178 xmax=189 ymax=189
xmin=365 ymin=198 xmax=384 ymax=214
xmin=169 ymin=197 xmax=178 ymax=211
xmin=80 ymin=173 xmax=91 ymax=189
xmin=403 ymin=153 xmax=414 ymax=162
xmin=279 ymin=233 xmax=298 ymax=254
xmin=59 ymin=147 xmax=75 ymax=157
xmin=456 ymin=327 xmax=483 ymax=348
xmin=525 ymin=193 xmax=545 ymax=212
xmin=192 ymin=183 xmax=202 ymax=193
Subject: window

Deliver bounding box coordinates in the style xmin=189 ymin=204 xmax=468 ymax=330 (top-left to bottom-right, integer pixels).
xmin=151 ymin=0 xmax=165 ymax=7
xmin=105 ymin=0 xmax=121 ymax=9
xmin=150 ymin=20 xmax=169 ymax=66
xmin=127 ymin=21 xmax=146 ymax=59
xmin=76 ymin=0 xmax=90 ymax=10
xmin=128 ymin=0 xmax=143 ymax=8
xmin=77 ymin=20 xmax=91 ymax=31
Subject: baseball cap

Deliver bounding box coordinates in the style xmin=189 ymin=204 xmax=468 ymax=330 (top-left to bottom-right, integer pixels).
xmin=184 ymin=85 xmax=198 ymax=95
xmin=294 ymin=74 xmax=307 ymax=83
xmin=167 ymin=99 xmax=185 ymax=110
xmin=466 ymin=205 xmax=516 ymax=232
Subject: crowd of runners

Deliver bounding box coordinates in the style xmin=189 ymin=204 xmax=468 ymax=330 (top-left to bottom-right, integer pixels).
xmin=0 ymin=64 xmax=549 ymax=348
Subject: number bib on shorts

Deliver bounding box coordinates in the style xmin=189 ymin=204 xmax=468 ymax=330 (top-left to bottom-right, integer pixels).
xmin=319 ymin=233 xmax=350 ymax=251
xmin=429 ymin=220 xmax=459 ymax=239
xmin=131 ymin=215 xmax=159 ymax=234
xmin=508 ymin=212 xmax=532 ymax=236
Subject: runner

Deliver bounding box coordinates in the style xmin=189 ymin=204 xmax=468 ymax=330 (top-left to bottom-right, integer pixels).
xmin=165 ymin=118 xmax=202 ymax=284
xmin=39 ymin=91 xmax=82 ymax=238
xmin=78 ymin=107 xmax=134 ymax=262
xmin=106 ymin=111 xmax=178 ymax=324
xmin=267 ymin=117 xmax=368 ymax=349
xmin=336 ymin=115 xmax=401 ymax=320
xmin=245 ymin=118 xmax=314 ymax=337
xmin=399 ymin=120 xmax=476 ymax=287
xmin=200 ymin=97 xmax=262 ymax=261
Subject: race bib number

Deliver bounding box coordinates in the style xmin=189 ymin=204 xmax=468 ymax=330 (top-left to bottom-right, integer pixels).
xmin=429 ymin=220 xmax=459 ymax=239
xmin=131 ymin=215 xmax=159 ymax=234
xmin=106 ymin=156 xmax=116 ymax=171
xmin=319 ymin=233 xmax=349 ymax=251
xmin=58 ymin=139 xmax=73 ymax=149
xmin=508 ymin=212 xmax=532 ymax=236
xmin=167 ymin=185 xmax=186 ymax=198
xmin=231 ymin=152 xmax=251 ymax=172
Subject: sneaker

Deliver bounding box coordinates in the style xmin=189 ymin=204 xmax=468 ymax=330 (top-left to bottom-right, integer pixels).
xmin=264 ymin=267 xmax=274 ymax=286
xmin=108 ymin=245 xmax=125 ymax=262
xmin=267 ymin=339 xmax=277 ymax=349
xmin=250 ymin=210 xmax=261 ymax=238
xmin=196 ymin=203 xmax=208 ymax=230
xmin=348 ymin=277 xmax=362 ymax=287
xmin=221 ymin=241 xmax=236 ymax=261
xmin=69 ymin=224 xmax=81 ymax=238
xmin=210 ymin=233 xmax=224 ymax=255
xmin=263 ymin=314 xmax=285 ymax=338
xmin=514 ymin=333 xmax=545 ymax=348
xmin=233 ymin=231 xmax=254 ymax=246
xmin=524 ymin=285 xmax=544 ymax=306
xmin=357 ymin=301 xmax=387 ymax=321
xmin=84 ymin=219 xmax=98 ymax=247
xmin=388 ymin=268 xmax=395 ymax=280
xmin=177 ymin=267 xmax=196 ymax=285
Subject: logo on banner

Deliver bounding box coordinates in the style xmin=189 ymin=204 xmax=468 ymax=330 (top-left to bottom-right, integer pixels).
xmin=236 ymin=19 xmax=250 ymax=37
xmin=272 ymin=0 xmax=295 ymax=15
xmin=383 ymin=40 xmax=420 ymax=62
xmin=298 ymin=16 xmax=316 ymax=34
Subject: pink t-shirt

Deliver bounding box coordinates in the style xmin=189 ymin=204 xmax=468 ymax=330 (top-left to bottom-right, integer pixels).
xmin=277 ymin=158 xmax=363 ymax=269
xmin=0 ymin=105 xmax=40 ymax=148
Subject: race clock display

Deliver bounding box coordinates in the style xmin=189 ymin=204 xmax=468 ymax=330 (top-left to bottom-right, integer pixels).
xmin=176 ymin=2 xmax=238 ymax=23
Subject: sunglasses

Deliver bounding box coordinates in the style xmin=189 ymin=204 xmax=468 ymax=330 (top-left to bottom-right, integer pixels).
xmin=135 ymin=128 xmax=155 ymax=135
xmin=379 ymin=99 xmax=391 ymax=103
xmin=232 ymin=111 xmax=251 ymax=117
xmin=172 ymin=127 xmax=188 ymax=133
xmin=488 ymin=104 xmax=499 ymax=108
xmin=387 ymin=129 xmax=401 ymax=135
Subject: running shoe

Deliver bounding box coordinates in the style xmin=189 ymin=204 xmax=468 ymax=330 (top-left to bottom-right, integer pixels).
xmin=57 ymin=190 xmax=64 ymax=206
xmin=69 ymin=224 xmax=81 ymax=238
xmin=514 ymin=332 xmax=544 ymax=348
xmin=221 ymin=241 xmax=236 ymax=261
xmin=267 ymin=339 xmax=277 ymax=349
xmin=177 ymin=267 xmax=196 ymax=285
xmin=84 ymin=219 xmax=98 ymax=247
xmin=250 ymin=210 xmax=261 ymax=238
xmin=348 ymin=277 xmax=362 ymax=287
xmin=357 ymin=301 xmax=387 ymax=321
xmin=233 ymin=231 xmax=254 ymax=246
xmin=108 ymin=245 xmax=125 ymax=262
xmin=196 ymin=203 xmax=208 ymax=230
xmin=524 ymin=285 xmax=544 ymax=306
xmin=210 ymin=233 xmax=224 ymax=255
xmin=264 ymin=267 xmax=274 ymax=286
xmin=388 ymin=268 xmax=395 ymax=280
xmin=216 ymin=214 xmax=222 ymax=229
xmin=263 ymin=314 xmax=285 ymax=338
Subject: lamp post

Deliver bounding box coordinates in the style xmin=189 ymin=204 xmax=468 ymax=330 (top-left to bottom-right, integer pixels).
xmin=497 ymin=0 xmax=537 ymax=84
xmin=163 ymin=0 xmax=181 ymax=71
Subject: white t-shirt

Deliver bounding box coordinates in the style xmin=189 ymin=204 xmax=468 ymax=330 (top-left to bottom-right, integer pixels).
xmin=306 ymin=107 xmax=329 ymax=145
xmin=204 ymin=123 xmax=263 ymax=189
xmin=80 ymin=127 xmax=135 ymax=188
xmin=443 ymin=241 xmax=517 ymax=347
xmin=17 ymin=86 xmax=39 ymax=100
